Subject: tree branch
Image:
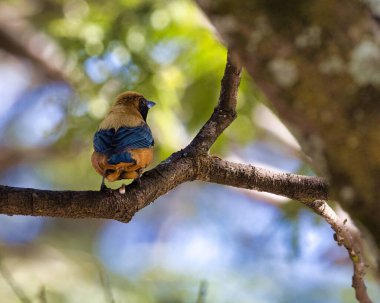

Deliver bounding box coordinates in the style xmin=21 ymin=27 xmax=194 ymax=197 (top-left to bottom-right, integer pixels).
xmin=0 ymin=51 xmax=372 ymax=302
xmin=306 ymin=200 xmax=373 ymax=303
xmin=197 ymin=156 xmax=327 ymax=202
xmin=0 ymin=156 xmax=195 ymax=222
xmin=0 ymin=51 xmax=327 ymax=222
xmin=0 ymin=21 xmax=65 ymax=81
xmin=187 ymin=52 xmax=241 ymax=154
xmin=0 ymin=154 xmax=328 ymax=222
xmin=195 ymin=0 xmax=380 ymax=268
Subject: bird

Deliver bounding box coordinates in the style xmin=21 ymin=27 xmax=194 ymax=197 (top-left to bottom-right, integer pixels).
xmin=91 ymin=91 xmax=155 ymax=190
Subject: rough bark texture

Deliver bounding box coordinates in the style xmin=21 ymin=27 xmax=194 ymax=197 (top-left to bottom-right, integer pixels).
xmin=0 ymin=155 xmax=328 ymax=222
xmin=196 ymin=0 xmax=380 ymax=253
xmin=0 ymin=156 xmax=195 ymax=222
xmin=198 ymin=157 xmax=327 ymax=202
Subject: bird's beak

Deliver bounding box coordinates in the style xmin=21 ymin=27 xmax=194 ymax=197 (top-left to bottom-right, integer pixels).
xmin=146 ymin=100 xmax=156 ymax=108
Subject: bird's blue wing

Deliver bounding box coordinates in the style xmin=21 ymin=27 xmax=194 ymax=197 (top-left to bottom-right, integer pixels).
xmin=93 ymin=128 xmax=115 ymax=155
xmin=112 ymin=125 xmax=154 ymax=152
xmin=93 ymin=124 xmax=154 ymax=156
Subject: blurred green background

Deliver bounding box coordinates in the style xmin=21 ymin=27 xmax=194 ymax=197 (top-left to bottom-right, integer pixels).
xmin=0 ymin=0 xmax=379 ymax=302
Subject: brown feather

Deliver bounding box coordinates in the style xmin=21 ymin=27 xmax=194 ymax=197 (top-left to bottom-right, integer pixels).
xmin=91 ymin=148 xmax=154 ymax=182
xmin=99 ymin=91 xmax=147 ymax=130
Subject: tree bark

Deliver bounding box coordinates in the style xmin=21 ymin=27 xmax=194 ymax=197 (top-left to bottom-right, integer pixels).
xmin=196 ymin=0 xmax=380 ymax=254
xmin=0 ymin=155 xmax=327 ymax=222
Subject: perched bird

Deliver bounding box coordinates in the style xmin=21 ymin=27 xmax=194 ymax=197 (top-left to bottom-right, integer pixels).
xmin=91 ymin=91 xmax=155 ymax=190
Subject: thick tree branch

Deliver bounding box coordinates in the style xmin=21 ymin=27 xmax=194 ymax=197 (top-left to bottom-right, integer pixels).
xmin=0 ymin=154 xmax=328 ymax=222
xmin=0 ymin=156 xmax=195 ymax=222
xmin=0 ymin=53 xmax=327 ymax=220
xmin=195 ymin=0 xmax=380 ymax=261
xmin=197 ymin=156 xmax=327 ymax=202
xmin=0 ymin=51 xmax=371 ymax=302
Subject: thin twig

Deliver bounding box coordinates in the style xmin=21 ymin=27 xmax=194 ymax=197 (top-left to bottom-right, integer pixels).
xmin=306 ymin=200 xmax=373 ymax=303
xmin=0 ymin=262 xmax=32 ymax=303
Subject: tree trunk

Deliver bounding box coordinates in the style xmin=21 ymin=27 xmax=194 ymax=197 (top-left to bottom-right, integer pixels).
xmin=197 ymin=0 xmax=380 ymax=256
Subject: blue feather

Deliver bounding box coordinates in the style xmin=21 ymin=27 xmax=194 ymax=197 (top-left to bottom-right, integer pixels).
xmin=93 ymin=124 xmax=154 ymax=164
xmin=108 ymin=152 xmax=135 ymax=165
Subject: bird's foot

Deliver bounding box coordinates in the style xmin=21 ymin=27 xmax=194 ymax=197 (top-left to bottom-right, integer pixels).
xmin=132 ymin=169 xmax=144 ymax=186
xmin=100 ymin=183 xmax=113 ymax=193
xmin=100 ymin=172 xmax=111 ymax=192
xmin=100 ymin=183 xmax=107 ymax=191
xmin=133 ymin=178 xmax=141 ymax=186
xmin=131 ymin=177 xmax=142 ymax=187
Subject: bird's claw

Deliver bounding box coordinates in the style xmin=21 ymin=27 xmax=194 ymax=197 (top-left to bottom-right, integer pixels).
xmin=132 ymin=169 xmax=143 ymax=186
xmin=100 ymin=184 xmax=113 ymax=193
xmin=131 ymin=178 xmax=141 ymax=186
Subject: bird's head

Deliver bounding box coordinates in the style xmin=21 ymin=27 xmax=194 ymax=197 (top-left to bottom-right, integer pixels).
xmin=115 ymin=91 xmax=156 ymax=121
